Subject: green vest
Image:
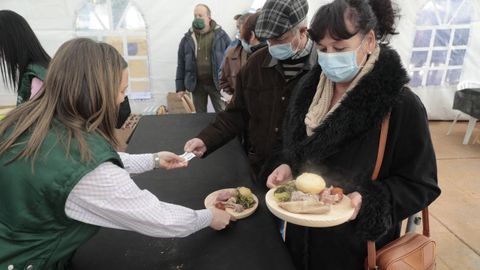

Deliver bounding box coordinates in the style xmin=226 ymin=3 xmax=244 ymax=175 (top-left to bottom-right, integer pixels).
xmin=17 ymin=64 xmax=47 ymax=105
xmin=0 ymin=120 xmax=122 ymax=270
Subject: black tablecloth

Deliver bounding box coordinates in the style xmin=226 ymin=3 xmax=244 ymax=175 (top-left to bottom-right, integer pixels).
xmin=453 ymin=88 xmax=480 ymax=118
xmin=71 ymin=114 xmax=295 ymax=270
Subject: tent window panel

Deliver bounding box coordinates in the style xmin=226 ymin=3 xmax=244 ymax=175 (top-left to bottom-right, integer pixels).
xmin=451 ymin=1 xmax=473 ymax=24
xmin=131 ymin=81 xmax=149 ymax=92
xmin=94 ymin=4 xmax=110 ymax=30
xmin=449 ymin=49 xmax=466 ymax=65
xmin=427 ymin=70 xmax=444 ymax=86
xmin=430 ymin=50 xmax=448 ymax=67
xmin=409 ymin=0 xmax=472 ymax=87
xmin=103 ymin=36 xmax=124 ymax=56
xmin=416 ymin=4 xmax=438 ymax=26
xmin=411 ymin=51 xmax=429 ymax=68
xmin=410 ymin=71 xmax=424 ymax=87
xmin=76 ymin=0 xmax=151 ymax=99
xmin=447 ymin=0 xmax=466 ymax=22
xmin=128 ymin=60 xmax=149 ymax=78
xmin=435 ymin=0 xmax=448 ymax=23
xmin=76 ymin=7 xmax=105 ymax=30
xmin=434 ymin=29 xmax=451 ymax=47
xmin=446 ymin=69 xmax=462 ymax=85
xmin=120 ymin=6 xmax=146 ymax=30
xmin=112 ymin=0 xmax=129 ymax=28
xmin=453 ymin=28 xmax=470 ymax=46
xmin=414 ymin=30 xmax=432 ymax=47
xmin=127 ymin=37 xmax=148 ymax=56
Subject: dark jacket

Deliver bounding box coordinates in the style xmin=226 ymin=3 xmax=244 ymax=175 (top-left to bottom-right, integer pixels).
xmin=219 ymin=43 xmax=268 ymax=95
xmin=175 ymin=22 xmax=231 ymax=92
xmin=197 ymin=47 xmax=317 ymax=179
xmin=273 ymin=46 xmax=441 ymax=270
xmin=218 ymin=44 xmax=247 ymax=94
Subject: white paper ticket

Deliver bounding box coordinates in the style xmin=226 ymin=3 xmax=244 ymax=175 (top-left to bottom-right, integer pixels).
xmin=180 ymin=152 xmax=196 ymax=161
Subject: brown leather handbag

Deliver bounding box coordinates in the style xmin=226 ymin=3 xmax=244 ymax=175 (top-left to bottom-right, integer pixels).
xmin=365 ymin=113 xmax=436 ymax=270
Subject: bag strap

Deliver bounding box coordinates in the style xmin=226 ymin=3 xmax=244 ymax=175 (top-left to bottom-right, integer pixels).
xmin=371 ymin=113 xmax=391 ymax=181
xmin=366 ymin=113 xmax=391 ymax=270
xmin=366 ymin=112 xmax=430 ymax=270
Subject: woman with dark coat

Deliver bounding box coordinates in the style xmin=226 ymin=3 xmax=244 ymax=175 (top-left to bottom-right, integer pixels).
xmin=265 ymin=0 xmax=441 ymax=269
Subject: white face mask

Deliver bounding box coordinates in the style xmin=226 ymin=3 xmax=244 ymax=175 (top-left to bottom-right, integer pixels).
xmin=317 ymin=37 xmax=368 ymax=83
xmin=241 ymin=39 xmax=252 ymax=53
xmin=267 ymin=31 xmax=300 ymax=60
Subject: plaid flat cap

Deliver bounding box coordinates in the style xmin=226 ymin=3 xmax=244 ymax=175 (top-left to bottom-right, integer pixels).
xmin=255 ymin=0 xmax=308 ymax=39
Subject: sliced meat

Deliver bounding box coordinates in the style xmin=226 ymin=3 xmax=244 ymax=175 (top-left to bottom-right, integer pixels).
xmin=320 ymin=186 xmax=343 ymax=204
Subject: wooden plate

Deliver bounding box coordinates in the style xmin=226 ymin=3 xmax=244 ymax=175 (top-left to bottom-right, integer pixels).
xmin=265 ymin=188 xmax=354 ymax=227
xmin=204 ymin=188 xmax=259 ymax=219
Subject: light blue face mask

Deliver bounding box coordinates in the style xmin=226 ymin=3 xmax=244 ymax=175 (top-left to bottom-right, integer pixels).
xmin=267 ymin=38 xmax=297 ymax=60
xmin=241 ymin=39 xmax=252 ymax=53
xmin=317 ymin=39 xmax=368 ymax=83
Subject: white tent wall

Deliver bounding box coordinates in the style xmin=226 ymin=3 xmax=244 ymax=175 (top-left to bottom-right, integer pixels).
xmin=393 ymin=0 xmax=480 ymax=120
xmin=1 ymin=0 xmax=479 ymax=120
xmin=0 ymin=0 xmax=255 ymax=108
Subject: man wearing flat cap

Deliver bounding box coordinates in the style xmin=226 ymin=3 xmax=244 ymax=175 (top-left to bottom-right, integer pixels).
xmin=184 ymin=0 xmax=317 ymax=185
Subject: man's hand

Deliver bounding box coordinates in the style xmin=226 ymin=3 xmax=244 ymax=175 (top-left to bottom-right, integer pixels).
xmin=348 ymin=192 xmax=362 ymax=220
xmin=156 ymin=151 xmax=188 ymax=170
xmin=184 ymin=138 xmax=207 ymax=157
xmin=266 ymin=164 xmax=293 ymax=189
xmin=177 ymin=91 xmax=186 ymax=99
xmin=209 ymin=207 xmax=235 ymax=230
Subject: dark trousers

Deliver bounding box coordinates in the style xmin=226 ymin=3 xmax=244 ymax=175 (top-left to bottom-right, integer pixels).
xmin=192 ymin=83 xmax=224 ymax=113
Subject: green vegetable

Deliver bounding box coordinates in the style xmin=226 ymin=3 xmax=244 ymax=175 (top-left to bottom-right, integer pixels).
xmin=236 ymin=187 xmax=256 ymax=209
xmin=273 ymin=181 xmax=297 ymax=202
xmin=274 ymin=192 xmax=291 ymax=202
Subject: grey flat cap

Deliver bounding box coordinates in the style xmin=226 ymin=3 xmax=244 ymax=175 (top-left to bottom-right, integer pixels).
xmin=255 ymin=0 xmax=308 ymax=39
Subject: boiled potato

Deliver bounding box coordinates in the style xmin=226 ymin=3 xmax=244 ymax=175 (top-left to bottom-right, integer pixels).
xmin=295 ymin=173 xmax=326 ymax=194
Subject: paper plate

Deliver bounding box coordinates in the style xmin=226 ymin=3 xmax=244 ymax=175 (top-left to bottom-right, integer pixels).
xmin=265 ymin=188 xmax=354 ymax=227
xmin=204 ymin=188 xmax=258 ymax=219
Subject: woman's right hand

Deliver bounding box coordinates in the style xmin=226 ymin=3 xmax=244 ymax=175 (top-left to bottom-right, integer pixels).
xmin=156 ymin=151 xmax=188 ymax=170
xmin=266 ymin=164 xmax=293 ymax=189
xmin=209 ymin=207 xmax=235 ymax=230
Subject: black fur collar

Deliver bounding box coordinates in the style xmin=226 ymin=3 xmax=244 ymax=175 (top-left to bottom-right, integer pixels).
xmin=284 ymin=46 xmax=409 ymax=163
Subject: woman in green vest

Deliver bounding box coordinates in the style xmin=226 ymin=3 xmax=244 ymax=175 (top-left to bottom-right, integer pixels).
xmin=0 ymin=10 xmax=50 ymax=104
xmin=0 ymin=38 xmax=232 ymax=270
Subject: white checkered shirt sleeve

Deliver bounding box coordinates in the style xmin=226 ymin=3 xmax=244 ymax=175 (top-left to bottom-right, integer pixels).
xmin=118 ymin=152 xmax=155 ymax=174
xmin=65 ymin=160 xmax=212 ymax=238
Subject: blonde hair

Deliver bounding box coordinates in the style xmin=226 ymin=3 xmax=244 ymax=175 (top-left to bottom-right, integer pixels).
xmin=0 ymin=38 xmax=127 ymax=163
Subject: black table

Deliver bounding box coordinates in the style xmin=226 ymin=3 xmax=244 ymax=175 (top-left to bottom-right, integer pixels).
xmin=71 ymin=114 xmax=295 ymax=270
xmin=453 ymin=88 xmax=480 ymax=119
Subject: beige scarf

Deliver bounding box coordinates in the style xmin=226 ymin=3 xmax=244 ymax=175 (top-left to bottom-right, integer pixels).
xmin=305 ymin=46 xmax=381 ymax=136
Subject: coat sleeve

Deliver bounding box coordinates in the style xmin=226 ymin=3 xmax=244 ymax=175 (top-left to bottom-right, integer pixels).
xmin=222 ymin=31 xmax=232 ymax=51
xmin=219 ymin=48 xmax=233 ymax=94
xmin=355 ymin=89 xmax=441 ymax=241
xmin=175 ymin=37 xmax=186 ymax=92
xmin=197 ymin=66 xmax=249 ymax=156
